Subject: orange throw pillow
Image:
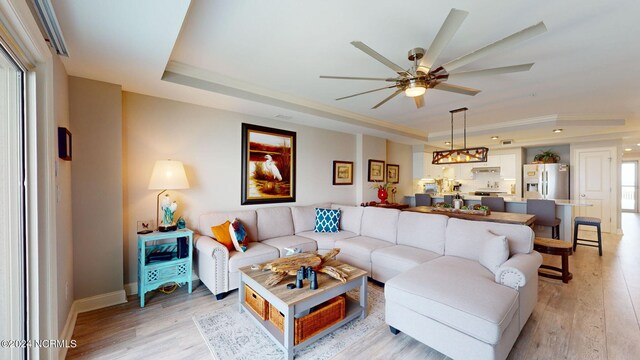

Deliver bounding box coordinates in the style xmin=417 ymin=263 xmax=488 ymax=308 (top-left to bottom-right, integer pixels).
xmin=211 ymin=221 xmax=234 ymax=251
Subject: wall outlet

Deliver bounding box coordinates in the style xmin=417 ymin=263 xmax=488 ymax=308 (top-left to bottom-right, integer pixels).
xmin=137 ymin=220 xmax=155 ymax=234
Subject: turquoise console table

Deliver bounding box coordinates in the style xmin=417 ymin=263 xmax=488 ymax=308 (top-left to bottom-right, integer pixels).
xmin=137 ymin=229 xmax=193 ymax=307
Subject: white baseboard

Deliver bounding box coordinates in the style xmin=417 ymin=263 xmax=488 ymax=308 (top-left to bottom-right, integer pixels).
xmin=58 ymin=302 xmax=78 ymax=360
xmin=59 ymin=289 xmax=126 ymax=359
xmin=124 ymin=275 xmax=200 ymax=296
xmin=74 ymin=289 xmax=127 ymax=313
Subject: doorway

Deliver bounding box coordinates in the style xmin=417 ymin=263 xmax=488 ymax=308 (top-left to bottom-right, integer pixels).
xmin=0 ymin=41 xmax=26 ymax=358
xmin=622 ymin=161 xmax=638 ymax=212
xmin=575 ymin=147 xmax=614 ymax=233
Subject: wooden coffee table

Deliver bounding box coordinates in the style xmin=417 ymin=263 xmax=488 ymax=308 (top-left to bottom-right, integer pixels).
xmin=239 ymin=259 xmax=368 ymax=360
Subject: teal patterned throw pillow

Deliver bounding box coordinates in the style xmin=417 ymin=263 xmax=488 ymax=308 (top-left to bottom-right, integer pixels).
xmin=314 ymin=208 xmax=341 ymax=233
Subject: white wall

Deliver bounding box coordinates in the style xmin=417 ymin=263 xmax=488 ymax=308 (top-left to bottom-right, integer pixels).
xmin=69 ymin=77 xmax=124 ymax=299
xmin=53 ymin=52 xmax=73 ymax=334
xmin=386 ymin=140 xmax=413 ymax=202
xmin=358 ymin=135 xmax=386 ymax=204
xmin=122 ymin=92 xmax=357 ymax=283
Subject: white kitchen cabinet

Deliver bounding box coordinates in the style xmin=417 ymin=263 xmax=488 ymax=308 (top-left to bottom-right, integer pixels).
xmin=423 ymin=153 xmax=450 ymax=179
xmin=499 ymin=154 xmax=517 ymax=180
xmin=458 ymin=162 xmax=474 ymax=180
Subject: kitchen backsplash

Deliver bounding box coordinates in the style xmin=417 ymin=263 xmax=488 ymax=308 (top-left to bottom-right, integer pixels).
xmin=413 ymin=172 xmax=516 ymax=194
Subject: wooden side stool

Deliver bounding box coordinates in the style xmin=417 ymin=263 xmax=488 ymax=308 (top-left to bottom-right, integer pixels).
xmin=534 ymin=237 xmax=573 ymax=283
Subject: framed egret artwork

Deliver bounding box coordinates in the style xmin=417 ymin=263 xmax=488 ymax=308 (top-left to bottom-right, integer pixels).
xmin=241 ymin=123 xmax=296 ymax=205
xmin=333 ymin=161 xmax=354 ymax=185
xmin=368 ymin=159 xmax=385 ymax=182
xmin=386 ymin=164 xmax=400 ymax=183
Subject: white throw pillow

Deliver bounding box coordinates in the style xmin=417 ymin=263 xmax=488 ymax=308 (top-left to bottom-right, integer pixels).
xmin=479 ymin=235 xmax=509 ymax=274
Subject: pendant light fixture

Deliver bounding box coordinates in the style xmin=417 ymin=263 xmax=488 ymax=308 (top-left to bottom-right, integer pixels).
xmin=432 ymin=107 xmax=489 ymax=164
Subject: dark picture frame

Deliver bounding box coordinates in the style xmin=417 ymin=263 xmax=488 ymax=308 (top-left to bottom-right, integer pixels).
xmin=387 ymin=164 xmax=400 ymax=183
xmin=332 ymin=161 xmax=354 ymax=185
xmin=241 ymin=123 xmax=296 ymax=205
xmin=368 ymin=159 xmax=385 ymax=182
xmin=57 ymin=127 xmax=72 ymax=161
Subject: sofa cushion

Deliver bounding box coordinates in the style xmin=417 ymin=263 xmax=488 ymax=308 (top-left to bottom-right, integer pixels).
xmin=228 ymin=242 xmax=280 ymax=272
xmin=385 ymin=256 xmax=519 ymax=345
xmin=335 ymin=236 xmax=394 ymax=262
xmin=372 ymin=245 xmax=441 ymax=273
xmin=297 ymin=230 xmax=358 ymax=250
xmin=257 ymin=207 xmax=294 ymax=241
xmin=211 ymin=221 xmax=234 ymax=251
xmin=229 ymin=219 xmax=248 ymax=252
xmin=261 ymin=235 xmax=318 ymax=257
xmin=314 ymin=208 xmax=341 ymax=232
xmin=331 ymin=204 xmax=363 ymax=234
xmin=199 ymin=210 xmax=258 ymax=242
xmin=291 ymin=203 xmax=332 ymax=233
xmin=396 ymin=212 xmax=448 ymax=255
xmin=360 ymin=207 xmax=400 ymax=244
xmin=479 ymin=235 xmax=509 ymax=274
xmin=445 ymin=218 xmax=534 ymax=261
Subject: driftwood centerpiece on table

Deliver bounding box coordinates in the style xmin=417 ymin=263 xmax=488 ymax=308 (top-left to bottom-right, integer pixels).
xmin=253 ymin=248 xmax=348 ymax=287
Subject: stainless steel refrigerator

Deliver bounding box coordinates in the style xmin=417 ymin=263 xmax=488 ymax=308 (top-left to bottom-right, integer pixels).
xmin=523 ymin=163 xmax=570 ymax=199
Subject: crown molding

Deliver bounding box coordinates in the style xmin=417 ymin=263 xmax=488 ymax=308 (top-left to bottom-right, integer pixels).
xmin=163 ymin=61 xmax=428 ymax=141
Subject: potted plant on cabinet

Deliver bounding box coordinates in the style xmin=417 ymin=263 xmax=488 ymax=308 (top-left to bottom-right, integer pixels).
xmin=533 ymin=150 xmax=560 ymax=164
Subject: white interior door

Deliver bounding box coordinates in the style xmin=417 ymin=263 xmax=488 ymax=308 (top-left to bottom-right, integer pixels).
xmin=578 ymin=149 xmax=612 ymax=232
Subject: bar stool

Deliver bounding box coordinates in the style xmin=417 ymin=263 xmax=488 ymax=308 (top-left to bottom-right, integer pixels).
xmin=443 ymin=195 xmax=454 ymax=205
xmin=573 ymin=217 xmax=602 ymax=256
xmin=415 ymin=194 xmax=432 ymax=206
xmin=481 ymin=196 xmax=505 ymax=212
xmin=526 ymin=199 xmax=561 ymax=239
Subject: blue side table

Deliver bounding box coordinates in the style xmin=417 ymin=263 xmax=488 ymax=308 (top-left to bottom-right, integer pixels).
xmin=137 ymin=229 xmax=193 ymax=307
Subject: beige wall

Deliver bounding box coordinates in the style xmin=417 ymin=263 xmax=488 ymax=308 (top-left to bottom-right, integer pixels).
xmin=122 ymin=92 xmax=357 ymax=284
xmin=53 ymin=53 xmax=73 ymax=333
xmin=69 ymin=77 xmax=124 ymax=299
xmin=386 ymin=140 xmax=413 ymax=203
xmin=358 ymin=135 xmax=387 ymax=204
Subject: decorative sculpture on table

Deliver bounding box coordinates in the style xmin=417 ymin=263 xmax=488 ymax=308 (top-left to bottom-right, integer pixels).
xmin=159 ymin=194 xmax=178 ymax=232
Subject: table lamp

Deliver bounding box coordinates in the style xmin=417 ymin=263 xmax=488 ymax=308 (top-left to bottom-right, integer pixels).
xmin=148 ymin=160 xmax=190 ymax=232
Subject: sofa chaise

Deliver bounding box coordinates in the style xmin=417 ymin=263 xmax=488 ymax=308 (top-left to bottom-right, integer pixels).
xmin=194 ymin=204 xmax=541 ymax=360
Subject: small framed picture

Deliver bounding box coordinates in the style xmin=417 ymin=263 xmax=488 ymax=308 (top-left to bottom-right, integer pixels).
xmin=387 ymin=164 xmax=400 ymax=183
xmin=57 ymin=127 xmax=72 ymax=161
xmin=333 ymin=161 xmax=354 ymax=185
xmin=368 ymin=159 xmax=385 ymax=182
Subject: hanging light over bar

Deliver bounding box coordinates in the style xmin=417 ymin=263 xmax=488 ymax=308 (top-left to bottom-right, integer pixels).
xmin=432 ymin=107 xmax=489 ymax=164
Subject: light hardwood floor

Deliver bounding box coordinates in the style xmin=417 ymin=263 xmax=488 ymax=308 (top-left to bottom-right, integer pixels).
xmin=67 ymin=214 xmax=640 ymax=359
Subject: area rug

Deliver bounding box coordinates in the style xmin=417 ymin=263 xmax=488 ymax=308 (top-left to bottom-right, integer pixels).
xmin=194 ymin=284 xmax=385 ymax=360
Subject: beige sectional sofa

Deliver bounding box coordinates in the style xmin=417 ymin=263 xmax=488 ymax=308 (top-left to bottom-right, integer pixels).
xmin=194 ymin=204 xmax=541 ymax=360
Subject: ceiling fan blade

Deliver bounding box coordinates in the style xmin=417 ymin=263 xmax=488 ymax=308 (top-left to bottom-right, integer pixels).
xmin=442 ymin=22 xmax=547 ymax=72
xmin=418 ymin=8 xmax=468 ymax=74
xmin=320 ymin=75 xmax=397 ymax=82
xmin=351 ymin=41 xmax=410 ymax=77
xmin=372 ymin=89 xmax=404 ymax=109
xmin=447 ymin=63 xmax=534 ymax=82
xmin=336 ymin=85 xmax=398 ymax=101
xmin=434 ymin=83 xmax=481 ymax=96
xmin=414 ymin=95 xmax=425 ymax=109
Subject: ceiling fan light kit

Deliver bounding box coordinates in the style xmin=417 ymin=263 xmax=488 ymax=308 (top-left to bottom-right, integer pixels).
xmin=320 ymin=8 xmax=546 ymax=110
xmin=432 ymin=107 xmax=489 ymax=165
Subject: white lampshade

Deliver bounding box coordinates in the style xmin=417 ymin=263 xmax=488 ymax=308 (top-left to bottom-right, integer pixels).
xmin=148 ymin=160 xmax=190 ymax=190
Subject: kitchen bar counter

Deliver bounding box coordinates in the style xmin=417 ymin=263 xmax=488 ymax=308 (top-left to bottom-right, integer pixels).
xmin=404 ymin=194 xmax=591 ymax=206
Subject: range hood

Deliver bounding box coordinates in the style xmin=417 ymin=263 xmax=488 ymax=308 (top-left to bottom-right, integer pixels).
xmin=471 ymin=167 xmax=501 ymax=174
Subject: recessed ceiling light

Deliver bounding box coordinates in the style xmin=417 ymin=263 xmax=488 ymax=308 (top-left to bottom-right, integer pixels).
xmin=553 ymin=128 xmax=563 ymax=133
xmin=637 ymin=143 xmax=640 ymax=146
xmin=491 ymin=136 xmax=499 ymax=140
xmin=625 ymin=148 xmax=632 ymax=152
xmin=274 ymin=114 xmax=292 ymax=120
xmin=444 ymin=141 xmax=451 ymax=145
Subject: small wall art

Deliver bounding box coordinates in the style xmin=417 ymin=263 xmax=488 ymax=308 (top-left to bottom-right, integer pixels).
xmin=332 ymin=161 xmax=354 ymax=185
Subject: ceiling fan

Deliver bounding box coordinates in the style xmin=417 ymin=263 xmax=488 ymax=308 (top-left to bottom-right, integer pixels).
xmin=320 ymin=9 xmax=547 ymax=109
